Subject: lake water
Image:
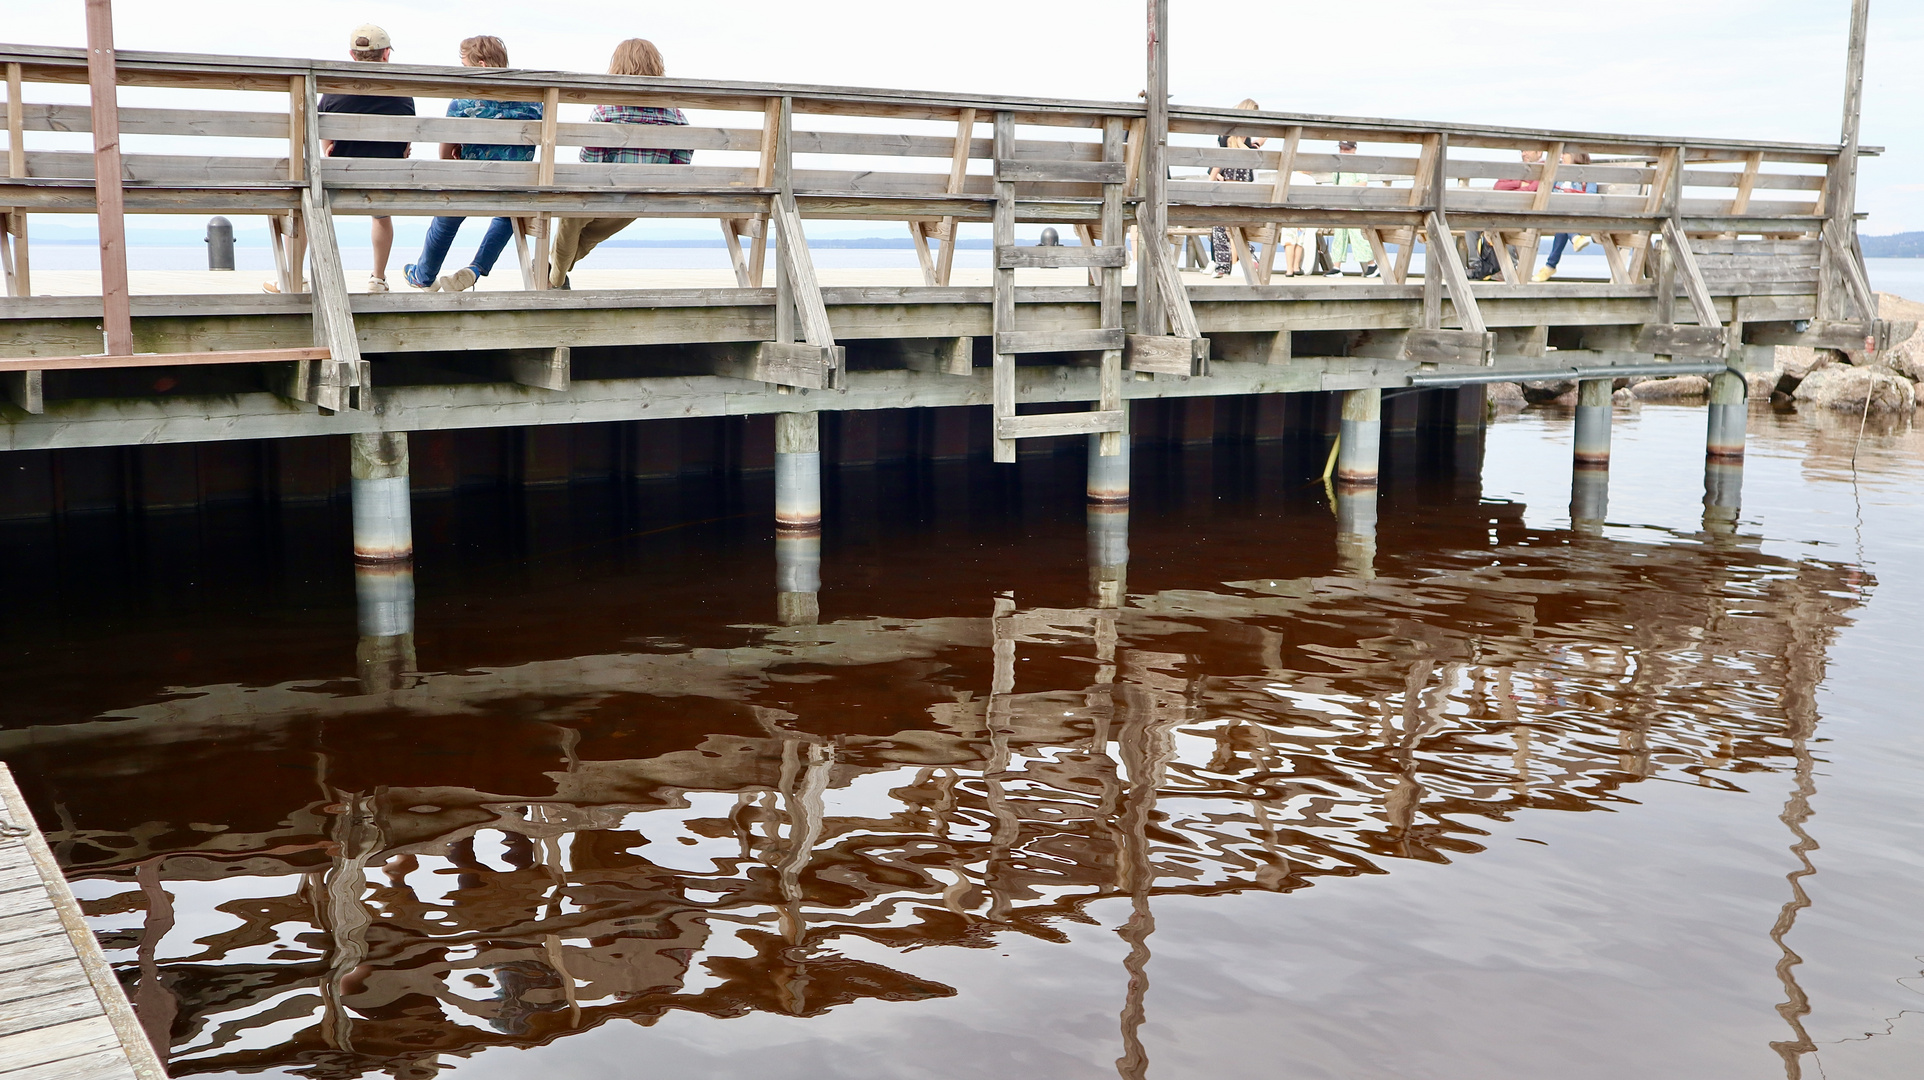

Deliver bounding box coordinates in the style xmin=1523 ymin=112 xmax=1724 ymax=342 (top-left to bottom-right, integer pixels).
xmin=2 ymin=401 xmax=1922 ymax=1079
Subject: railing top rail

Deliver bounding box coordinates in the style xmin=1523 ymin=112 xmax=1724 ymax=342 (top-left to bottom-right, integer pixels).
xmin=0 ymin=43 xmax=1865 ymax=158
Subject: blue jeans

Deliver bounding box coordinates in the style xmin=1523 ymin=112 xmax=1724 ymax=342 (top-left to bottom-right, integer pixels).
xmin=405 ymin=216 xmax=514 ymax=287
xmin=1545 ymin=232 xmax=1572 ymax=270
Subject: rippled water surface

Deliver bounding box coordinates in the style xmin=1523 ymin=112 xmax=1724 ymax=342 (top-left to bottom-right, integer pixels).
xmin=3 ymin=402 xmax=1921 ymax=1079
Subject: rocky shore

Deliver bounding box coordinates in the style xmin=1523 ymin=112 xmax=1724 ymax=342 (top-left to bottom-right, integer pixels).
xmin=1486 ymin=293 xmax=1923 ymax=414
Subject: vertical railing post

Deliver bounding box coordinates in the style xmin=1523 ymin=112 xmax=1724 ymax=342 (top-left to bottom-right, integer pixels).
xmin=533 ymin=85 xmax=559 ymax=290
xmin=772 ymin=95 xmax=795 ymax=345
xmin=4 ymin=62 xmax=30 ymax=298
xmin=83 ymin=0 xmax=131 ymax=355
xmin=1139 ymin=0 xmax=1169 ymax=338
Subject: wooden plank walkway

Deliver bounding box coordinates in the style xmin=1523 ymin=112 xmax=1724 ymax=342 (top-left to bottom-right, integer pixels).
xmin=0 ymin=764 xmax=165 ymax=1080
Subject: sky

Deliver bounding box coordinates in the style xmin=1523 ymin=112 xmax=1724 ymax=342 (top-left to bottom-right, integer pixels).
xmin=6 ymin=0 xmax=1921 ymax=233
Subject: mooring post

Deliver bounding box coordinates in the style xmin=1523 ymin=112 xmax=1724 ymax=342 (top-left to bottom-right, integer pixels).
xmin=1703 ymin=369 xmax=1746 ymax=535
xmin=1571 ymin=378 xmax=1612 ymax=534
xmin=350 ymin=432 xmax=412 ymax=562
xmin=1336 ymin=388 xmax=1382 ymax=486
xmin=775 ymin=411 xmax=821 ymax=625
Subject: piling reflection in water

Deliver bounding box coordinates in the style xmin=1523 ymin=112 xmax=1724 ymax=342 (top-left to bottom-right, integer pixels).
xmin=0 ymin=437 xmax=1870 ymax=1080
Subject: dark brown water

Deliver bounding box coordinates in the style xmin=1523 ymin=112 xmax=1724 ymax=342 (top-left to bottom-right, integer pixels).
xmin=3 ymin=403 xmax=1922 ymax=1079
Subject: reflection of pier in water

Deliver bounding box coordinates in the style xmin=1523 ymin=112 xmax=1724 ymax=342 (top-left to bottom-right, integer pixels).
xmin=0 ymin=504 xmax=1866 ymax=1079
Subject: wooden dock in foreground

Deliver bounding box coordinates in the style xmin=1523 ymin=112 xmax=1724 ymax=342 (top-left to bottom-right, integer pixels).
xmin=0 ymin=765 xmax=164 ymax=1080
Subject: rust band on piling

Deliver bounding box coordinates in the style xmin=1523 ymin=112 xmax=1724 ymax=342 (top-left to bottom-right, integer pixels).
xmin=1705 ymin=370 xmax=1748 ymax=464
xmin=1335 ymin=388 xmax=1382 ymax=487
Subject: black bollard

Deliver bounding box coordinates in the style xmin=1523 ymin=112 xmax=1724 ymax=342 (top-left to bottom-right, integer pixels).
xmin=204 ymin=216 xmax=235 ymax=271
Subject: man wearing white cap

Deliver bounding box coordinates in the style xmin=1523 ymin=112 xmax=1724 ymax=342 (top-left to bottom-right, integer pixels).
xmin=319 ymin=25 xmax=414 ymax=292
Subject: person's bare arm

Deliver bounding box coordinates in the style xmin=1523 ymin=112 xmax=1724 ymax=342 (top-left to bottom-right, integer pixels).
xmin=440 ymin=143 xmax=460 ymax=160
xmin=403 ymin=143 xmax=412 ymax=159
xmin=322 ymin=139 xmax=335 ymax=156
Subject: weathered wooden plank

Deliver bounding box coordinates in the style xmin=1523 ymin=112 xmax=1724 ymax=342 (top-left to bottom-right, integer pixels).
xmin=25 ymin=102 xmax=290 ymax=139
xmin=890 ymin=336 xmax=974 ymax=376
xmin=505 ymin=346 xmax=569 ymax=391
xmin=1124 ymin=333 xmax=1209 ymax=376
xmin=995 ymin=158 xmax=1126 ymax=184
xmin=995 ymin=328 xmax=1122 ymax=354
xmin=1744 ymin=319 xmax=1874 ymax=351
xmin=0 ymin=763 xmax=163 ymax=1080
xmin=0 ymin=1045 xmax=142 ymax=1080
xmin=0 ymin=347 xmax=329 ymax=372
xmin=995 ymin=409 xmax=1125 ymax=440
xmin=1637 ymin=323 xmax=1726 ymax=357
xmin=0 ymin=1016 xmax=122 ymax=1071
xmin=1405 ymin=328 xmax=1495 ymax=364
xmin=995 ymin=245 xmax=1127 ymax=270
xmin=0 ymin=984 xmax=103 ymax=1040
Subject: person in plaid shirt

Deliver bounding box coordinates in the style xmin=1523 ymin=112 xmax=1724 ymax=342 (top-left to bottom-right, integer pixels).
xmin=549 ymin=39 xmax=691 ymax=287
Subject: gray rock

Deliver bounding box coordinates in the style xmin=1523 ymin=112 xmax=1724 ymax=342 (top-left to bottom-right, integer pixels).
xmin=1630 ymin=375 xmax=1711 ymax=400
xmin=1487 ymin=381 xmax=1527 ymax=409
xmin=1521 ymin=379 xmax=1578 ymax=405
xmin=1612 ymin=386 xmax=1638 ymax=406
xmin=1792 ymin=364 xmax=1916 ymax=413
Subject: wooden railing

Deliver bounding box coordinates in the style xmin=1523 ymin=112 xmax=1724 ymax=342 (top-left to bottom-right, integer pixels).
xmin=0 ymin=43 xmax=1886 ymax=416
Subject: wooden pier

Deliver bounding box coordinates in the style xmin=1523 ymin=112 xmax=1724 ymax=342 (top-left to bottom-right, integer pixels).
xmin=0 ymin=764 xmax=164 ymax=1080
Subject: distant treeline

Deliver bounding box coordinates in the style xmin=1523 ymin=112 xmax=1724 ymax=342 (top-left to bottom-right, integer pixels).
xmin=1861 ymin=233 xmax=1924 ymax=258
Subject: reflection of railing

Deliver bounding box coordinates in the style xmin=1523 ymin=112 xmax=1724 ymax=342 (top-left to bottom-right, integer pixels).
xmin=20 ymin=534 xmax=1864 ymax=1077
xmin=0 ymin=44 xmax=1887 ymax=412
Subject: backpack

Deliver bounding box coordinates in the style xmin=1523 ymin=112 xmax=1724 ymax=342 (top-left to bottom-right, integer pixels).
xmin=1466 ymin=238 xmax=1501 ymax=281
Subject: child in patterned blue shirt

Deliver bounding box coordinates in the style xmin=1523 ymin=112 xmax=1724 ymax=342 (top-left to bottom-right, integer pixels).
xmin=403 ymin=36 xmax=542 ymax=292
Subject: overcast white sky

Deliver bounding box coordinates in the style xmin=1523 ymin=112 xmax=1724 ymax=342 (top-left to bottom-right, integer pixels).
xmin=8 ymin=0 xmax=1922 ymax=231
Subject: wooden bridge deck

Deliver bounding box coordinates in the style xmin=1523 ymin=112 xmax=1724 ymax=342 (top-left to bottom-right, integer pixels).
xmin=0 ymin=764 xmax=163 ymax=1080
xmin=0 ymin=41 xmax=1901 ymax=455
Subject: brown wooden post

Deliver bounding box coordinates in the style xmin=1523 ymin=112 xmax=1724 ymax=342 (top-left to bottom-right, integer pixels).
xmin=4 ymin=61 xmax=29 ymax=297
xmin=1833 ymin=0 xmax=1873 ymax=320
xmin=1138 ymin=0 xmax=1169 ymax=337
xmin=84 ymin=0 xmax=132 ymax=355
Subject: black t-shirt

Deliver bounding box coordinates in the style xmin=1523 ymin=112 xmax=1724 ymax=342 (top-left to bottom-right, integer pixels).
xmin=318 ymin=93 xmax=416 ymax=159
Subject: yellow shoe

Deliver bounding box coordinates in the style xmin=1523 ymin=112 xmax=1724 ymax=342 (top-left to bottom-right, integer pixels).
xmin=1533 ymin=265 xmax=1556 ymax=282
xmin=1572 ymin=234 xmax=1593 ymax=252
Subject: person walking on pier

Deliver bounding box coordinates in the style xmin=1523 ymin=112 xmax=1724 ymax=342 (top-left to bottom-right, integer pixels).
xmin=319 ymin=25 xmax=413 ymax=294
xmin=548 ymin=39 xmax=692 ymax=289
xmin=1208 ymin=99 xmax=1264 ymax=278
xmin=403 ymin=36 xmax=542 ymax=293
xmin=1326 ymin=142 xmax=1377 ymax=277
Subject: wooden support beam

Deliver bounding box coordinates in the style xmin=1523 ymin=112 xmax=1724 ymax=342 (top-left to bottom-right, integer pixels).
xmin=891 ymin=336 xmax=973 ymax=376
xmin=996 ymin=328 xmax=1125 ymax=354
xmin=1139 ymin=0 xmax=1170 ymax=345
xmin=748 ymin=97 xmax=780 ymax=289
xmin=1660 ymin=218 xmax=1722 ymax=329
xmin=1516 ymin=140 xmax=1562 ymax=281
xmin=0 ymin=346 xmax=330 ymax=372
xmin=1822 ymin=225 xmax=1878 ymax=322
xmin=532 ymin=85 xmax=560 ymax=291
xmin=1124 ymin=333 xmax=1209 ymax=376
xmin=506 ymin=345 xmax=569 ymax=391
xmin=83 ymin=0 xmax=131 ymax=355
xmin=1256 ymin=125 xmax=1301 ymax=285
xmin=1424 ymin=210 xmax=1487 ymax=338
xmin=935 ymin=108 xmax=975 ymax=286
xmin=991 ymin=109 xmax=1017 ymax=462
xmin=996 ymin=409 xmax=1125 ymax=440
xmin=301 ymin=188 xmax=362 ymax=411
xmin=1097 ymin=115 xmax=1126 ymax=456
xmin=996 ymin=244 xmax=1127 ymax=269
xmin=1636 ymin=324 xmax=1726 ymax=358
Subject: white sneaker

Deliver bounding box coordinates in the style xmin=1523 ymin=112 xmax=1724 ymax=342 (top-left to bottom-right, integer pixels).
xmin=1572 ymin=234 xmax=1593 ymax=252
xmin=367 ymin=277 xmax=390 ymax=293
xmin=437 ymin=268 xmax=477 ymax=293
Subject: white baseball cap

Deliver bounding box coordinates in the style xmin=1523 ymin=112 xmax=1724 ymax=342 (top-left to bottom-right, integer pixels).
xmin=350 ymin=24 xmax=392 ymax=51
